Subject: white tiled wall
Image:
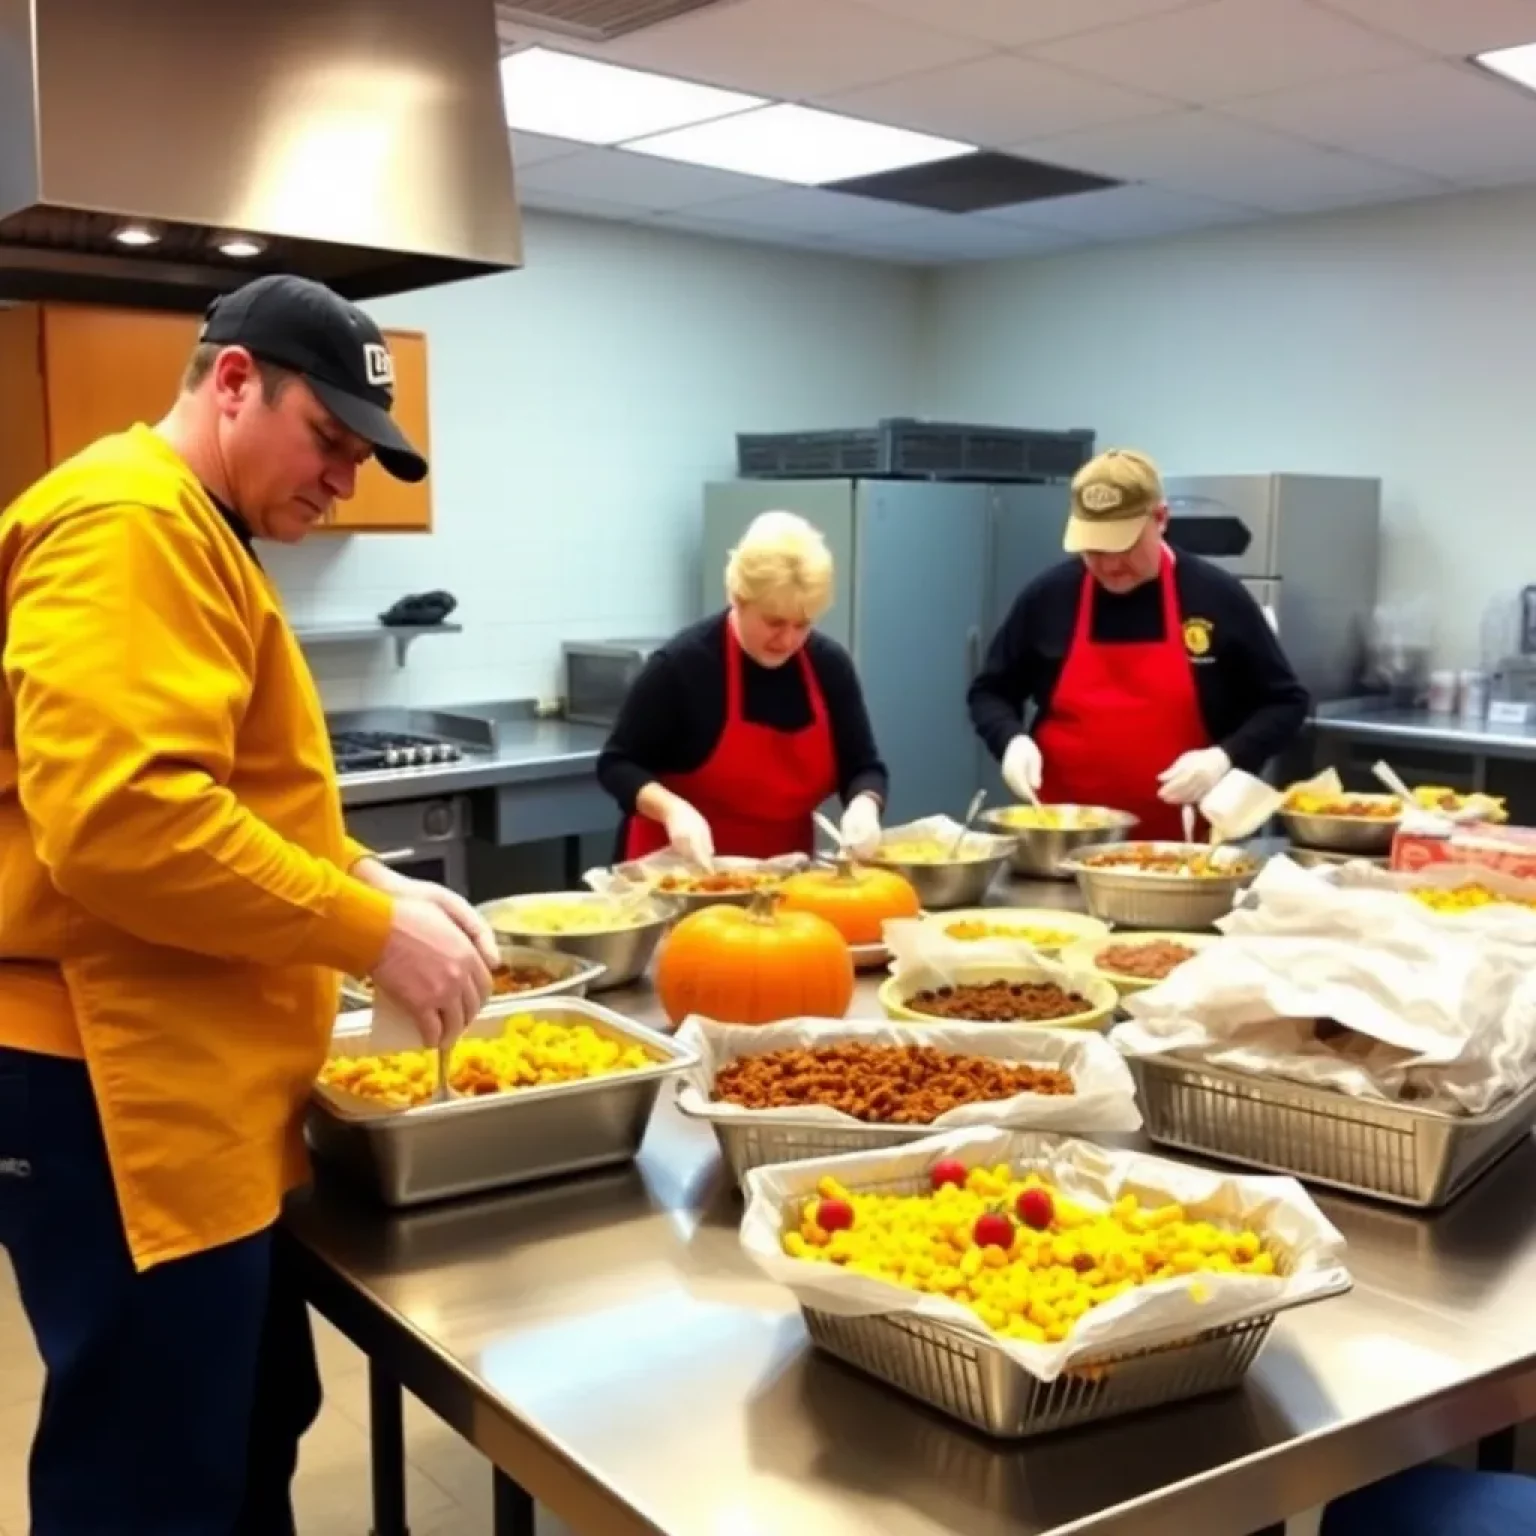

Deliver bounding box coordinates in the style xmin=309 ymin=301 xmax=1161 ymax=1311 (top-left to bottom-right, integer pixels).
xmin=266 ymin=212 xmax=925 ymax=714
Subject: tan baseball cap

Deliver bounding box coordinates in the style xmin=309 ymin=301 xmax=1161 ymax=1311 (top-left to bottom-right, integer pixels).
xmin=1063 ymin=448 xmax=1164 ymax=555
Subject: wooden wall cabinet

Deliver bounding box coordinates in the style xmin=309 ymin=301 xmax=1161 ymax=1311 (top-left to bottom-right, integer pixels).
xmin=0 ymin=303 xmax=432 ymax=532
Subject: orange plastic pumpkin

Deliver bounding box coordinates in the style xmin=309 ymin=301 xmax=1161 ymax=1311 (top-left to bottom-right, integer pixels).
xmin=778 ymin=862 xmax=919 ymax=947
xmin=654 ymin=895 xmax=854 ymax=1026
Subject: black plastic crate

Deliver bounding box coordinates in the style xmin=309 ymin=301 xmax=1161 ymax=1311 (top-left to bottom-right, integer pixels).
xmin=736 ymin=418 xmax=1095 ymax=483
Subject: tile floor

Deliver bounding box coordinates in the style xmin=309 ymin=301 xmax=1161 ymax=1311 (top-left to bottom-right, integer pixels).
xmin=0 ymin=1254 xmax=571 ymax=1536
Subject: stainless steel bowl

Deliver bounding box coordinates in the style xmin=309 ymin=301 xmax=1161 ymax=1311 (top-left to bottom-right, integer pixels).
xmin=1278 ymin=807 xmax=1400 ymax=855
xmin=1062 ymin=841 xmax=1261 ymax=930
xmin=477 ymin=894 xmax=676 ymax=992
xmin=867 ymin=834 xmax=1014 ymax=910
xmin=341 ymin=943 xmax=608 ymax=1010
xmin=977 ymin=806 xmax=1140 ymax=880
xmin=643 ymin=876 xmax=784 ymax=915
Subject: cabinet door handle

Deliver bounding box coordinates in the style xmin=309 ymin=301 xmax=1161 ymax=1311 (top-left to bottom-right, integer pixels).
xmin=373 ymin=846 xmax=419 ymax=865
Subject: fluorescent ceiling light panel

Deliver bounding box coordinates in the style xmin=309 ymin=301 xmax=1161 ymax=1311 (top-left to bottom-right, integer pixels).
xmin=500 ymin=47 xmax=764 ymax=144
xmin=624 ymin=104 xmax=975 ymax=186
xmin=1474 ymin=41 xmax=1536 ymax=93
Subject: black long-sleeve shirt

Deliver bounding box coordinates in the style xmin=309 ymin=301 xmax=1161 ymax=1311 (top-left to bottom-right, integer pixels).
xmin=968 ymin=552 xmax=1309 ymax=774
xmin=597 ymin=611 xmax=889 ymax=816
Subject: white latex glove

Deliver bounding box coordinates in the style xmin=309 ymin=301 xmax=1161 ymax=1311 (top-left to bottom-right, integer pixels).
xmin=1157 ymin=747 xmax=1232 ymax=806
xmin=664 ymin=799 xmax=716 ymax=869
xmin=1002 ymin=735 xmax=1043 ymax=801
xmin=839 ymin=793 xmax=882 ymax=859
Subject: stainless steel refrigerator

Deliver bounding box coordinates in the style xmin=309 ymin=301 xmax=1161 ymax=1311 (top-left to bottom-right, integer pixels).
xmin=701 ymin=478 xmax=1069 ymax=825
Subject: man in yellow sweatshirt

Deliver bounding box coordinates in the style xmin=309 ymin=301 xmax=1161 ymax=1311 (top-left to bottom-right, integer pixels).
xmin=0 ymin=273 xmax=497 ymax=1534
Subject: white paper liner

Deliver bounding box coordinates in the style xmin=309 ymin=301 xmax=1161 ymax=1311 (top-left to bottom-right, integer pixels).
xmin=884 ymin=916 xmax=1096 ymax=991
xmin=739 ymin=1128 xmax=1350 ymax=1382
xmin=1311 ymin=859 xmax=1536 ymax=944
xmin=675 ymin=1014 xmax=1141 ymax=1134
xmin=1110 ymin=855 xmax=1536 ymax=1113
xmin=585 ymin=849 xmax=810 ymax=895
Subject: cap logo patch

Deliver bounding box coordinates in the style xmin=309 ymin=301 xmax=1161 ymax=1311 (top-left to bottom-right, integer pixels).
xmin=363 ymin=342 xmax=394 ymax=389
xmin=1079 ymin=483 xmax=1124 ymax=514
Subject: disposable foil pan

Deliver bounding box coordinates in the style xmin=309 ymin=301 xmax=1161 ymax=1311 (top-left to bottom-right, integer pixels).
xmin=306 ymin=998 xmax=696 ymax=1207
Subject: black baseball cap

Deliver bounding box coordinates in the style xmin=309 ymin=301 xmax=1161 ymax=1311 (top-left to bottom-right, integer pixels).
xmin=199 ymin=274 xmax=428 ymax=483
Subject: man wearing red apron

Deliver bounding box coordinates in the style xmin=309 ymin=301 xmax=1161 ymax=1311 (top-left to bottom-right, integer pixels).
xmin=968 ymin=449 xmax=1308 ymax=840
xmin=598 ymin=512 xmax=889 ymax=864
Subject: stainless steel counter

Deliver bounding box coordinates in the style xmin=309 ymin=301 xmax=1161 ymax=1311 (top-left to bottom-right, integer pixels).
xmin=286 ymin=877 xmax=1536 ymax=1536
xmin=1313 ymin=700 xmax=1536 ymax=760
xmin=338 ymin=716 xmax=609 ymax=808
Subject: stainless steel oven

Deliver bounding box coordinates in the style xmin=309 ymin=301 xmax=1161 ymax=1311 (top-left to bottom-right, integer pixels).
xmin=343 ymin=796 xmax=470 ymax=897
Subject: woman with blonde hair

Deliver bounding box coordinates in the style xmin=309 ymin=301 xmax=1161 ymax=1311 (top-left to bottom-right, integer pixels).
xmin=598 ymin=510 xmax=888 ymax=863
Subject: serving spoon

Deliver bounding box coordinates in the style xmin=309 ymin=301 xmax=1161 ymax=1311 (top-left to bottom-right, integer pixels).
xmin=949 ymin=788 xmax=988 ymax=858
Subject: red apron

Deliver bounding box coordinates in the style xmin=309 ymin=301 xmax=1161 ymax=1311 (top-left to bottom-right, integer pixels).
xmin=1036 ymin=551 xmax=1209 ymax=841
xmin=623 ymin=619 xmax=838 ymax=860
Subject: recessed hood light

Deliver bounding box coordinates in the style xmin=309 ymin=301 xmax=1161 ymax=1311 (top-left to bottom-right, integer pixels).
xmin=623 ymin=103 xmax=975 ymax=187
xmin=1473 ymin=41 xmax=1536 ymax=92
xmin=215 ymin=234 xmax=266 ymax=259
xmin=500 ymin=47 xmax=763 ymax=145
xmin=113 ymin=223 xmax=160 ymax=247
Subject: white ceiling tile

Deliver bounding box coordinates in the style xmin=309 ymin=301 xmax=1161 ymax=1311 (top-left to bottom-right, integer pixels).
xmin=510 ymin=131 xmax=588 ymax=169
xmin=1014 ymin=110 xmax=1292 ymax=178
xmin=679 ymin=186 xmax=932 ymax=234
xmin=849 ymin=0 xmax=1206 ymax=47
xmin=1017 ymin=110 xmax=1444 ymax=210
xmin=1224 ymin=61 xmax=1536 ymax=181
xmin=585 ymin=0 xmax=987 ymax=98
xmin=817 ymin=54 xmax=1179 ymax=144
xmin=1315 ymin=0 xmax=1536 ymax=56
xmin=1029 ymin=0 xmax=1425 ymax=105
xmin=516 ymin=187 xmax=646 ymax=222
xmin=650 ymin=213 xmax=840 ymax=254
xmin=987 ymin=183 xmax=1261 ymax=237
xmin=1228 ymin=152 xmax=1448 ymax=211
xmin=515 ymin=148 xmax=781 ymax=210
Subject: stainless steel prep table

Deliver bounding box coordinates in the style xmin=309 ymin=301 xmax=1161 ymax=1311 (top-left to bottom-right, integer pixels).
xmin=285 ymin=877 xmax=1536 ymax=1536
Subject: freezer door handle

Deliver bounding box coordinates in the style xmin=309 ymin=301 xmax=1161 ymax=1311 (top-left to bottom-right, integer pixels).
xmin=373 ymin=846 xmax=420 ymax=865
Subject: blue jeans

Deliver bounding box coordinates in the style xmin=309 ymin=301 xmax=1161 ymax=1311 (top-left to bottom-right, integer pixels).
xmin=1323 ymin=1465 xmax=1536 ymax=1535
xmin=0 ymin=1046 xmax=321 ymax=1535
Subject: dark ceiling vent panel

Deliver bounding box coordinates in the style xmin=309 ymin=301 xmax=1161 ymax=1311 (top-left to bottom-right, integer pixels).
xmin=495 ymin=0 xmax=729 ymax=41
xmin=828 ymin=151 xmax=1120 ymax=214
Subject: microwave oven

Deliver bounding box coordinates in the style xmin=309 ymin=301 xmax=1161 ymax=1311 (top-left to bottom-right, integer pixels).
xmin=563 ymin=639 xmax=666 ymax=727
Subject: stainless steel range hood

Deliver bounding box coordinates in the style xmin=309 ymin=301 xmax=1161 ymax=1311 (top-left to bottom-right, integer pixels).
xmin=0 ymin=0 xmax=524 ymax=311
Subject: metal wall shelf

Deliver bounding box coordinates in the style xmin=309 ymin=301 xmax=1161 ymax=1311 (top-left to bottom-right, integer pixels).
xmin=292 ymin=621 xmax=462 ymax=667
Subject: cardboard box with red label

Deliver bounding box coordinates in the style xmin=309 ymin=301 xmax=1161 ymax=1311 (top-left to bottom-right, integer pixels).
xmin=1392 ymin=822 xmax=1536 ymax=881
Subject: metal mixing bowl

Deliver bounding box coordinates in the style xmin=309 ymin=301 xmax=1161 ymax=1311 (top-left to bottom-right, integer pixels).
xmin=867 ymin=833 xmax=1014 ymax=910
xmin=977 ymin=805 xmax=1140 ymax=879
xmin=477 ymin=893 xmax=677 ymax=992
xmin=1279 ymin=805 xmax=1400 ymax=855
xmin=340 ymin=943 xmax=606 ymax=1010
xmin=1062 ymin=842 xmax=1261 ymax=929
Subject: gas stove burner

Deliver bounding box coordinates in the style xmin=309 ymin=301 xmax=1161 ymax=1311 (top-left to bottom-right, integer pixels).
xmin=330 ymin=729 xmax=464 ymax=774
